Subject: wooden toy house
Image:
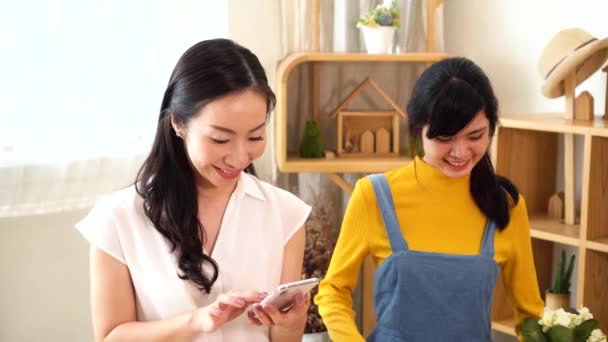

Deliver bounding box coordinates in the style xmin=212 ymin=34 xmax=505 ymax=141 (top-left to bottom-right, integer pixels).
xmin=329 ymin=78 xmax=406 ymax=157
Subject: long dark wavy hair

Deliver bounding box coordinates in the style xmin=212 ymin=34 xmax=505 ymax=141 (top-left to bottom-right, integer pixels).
xmin=134 ymin=39 xmax=276 ymax=293
xmin=406 ymin=57 xmax=518 ymax=230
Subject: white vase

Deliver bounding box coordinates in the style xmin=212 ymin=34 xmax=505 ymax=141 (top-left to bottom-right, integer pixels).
xmin=302 ymin=331 xmax=330 ymax=342
xmin=361 ymin=26 xmax=396 ymax=54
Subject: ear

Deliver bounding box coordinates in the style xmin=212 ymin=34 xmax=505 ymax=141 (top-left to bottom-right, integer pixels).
xmin=170 ymin=115 xmax=184 ymax=138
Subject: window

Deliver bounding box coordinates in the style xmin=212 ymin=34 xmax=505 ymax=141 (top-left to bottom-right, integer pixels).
xmin=0 ymin=0 xmax=227 ymax=164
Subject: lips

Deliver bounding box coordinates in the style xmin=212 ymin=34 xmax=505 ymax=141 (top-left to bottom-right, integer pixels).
xmin=213 ymin=166 xmax=242 ymax=179
xmin=445 ymin=159 xmax=470 ymax=170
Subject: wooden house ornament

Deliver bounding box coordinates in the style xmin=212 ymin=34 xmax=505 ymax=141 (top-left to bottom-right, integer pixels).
xmin=329 ymin=78 xmax=405 ymax=157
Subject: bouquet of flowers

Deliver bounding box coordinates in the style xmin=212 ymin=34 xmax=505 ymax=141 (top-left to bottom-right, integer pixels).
xmin=522 ymin=307 xmax=606 ymax=342
xmin=356 ymin=0 xmax=400 ymax=29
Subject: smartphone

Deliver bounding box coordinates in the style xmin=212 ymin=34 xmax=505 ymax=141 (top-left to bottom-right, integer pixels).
xmin=260 ymin=277 xmax=320 ymax=312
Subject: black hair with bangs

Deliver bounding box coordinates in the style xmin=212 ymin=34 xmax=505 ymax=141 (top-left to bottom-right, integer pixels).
xmin=406 ymin=57 xmax=518 ymax=230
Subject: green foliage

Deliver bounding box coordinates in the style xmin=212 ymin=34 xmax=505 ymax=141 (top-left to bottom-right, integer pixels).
xmin=551 ymin=250 xmax=576 ymax=294
xmin=522 ymin=319 xmax=547 ymax=342
xmin=357 ymin=0 xmax=400 ymax=28
xmin=574 ymin=319 xmax=599 ymax=342
xmin=299 ymin=119 xmax=324 ymax=158
xmin=522 ymin=317 xmax=600 ymax=342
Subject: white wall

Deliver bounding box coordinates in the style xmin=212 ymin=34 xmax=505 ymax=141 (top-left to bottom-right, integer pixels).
xmin=445 ymin=0 xmax=608 ymax=114
xmin=444 ymin=1 xmax=608 ymax=341
xmin=0 ymin=209 xmax=93 ymax=342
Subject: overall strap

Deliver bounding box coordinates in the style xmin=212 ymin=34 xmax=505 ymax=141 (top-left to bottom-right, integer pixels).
xmin=368 ymin=174 xmax=408 ymax=252
xmin=480 ymin=220 xmax=496 ymax=257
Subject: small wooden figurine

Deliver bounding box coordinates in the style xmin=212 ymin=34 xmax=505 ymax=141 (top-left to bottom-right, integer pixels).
xmin=360 ymin=130 xmax=374 ymax=153
xmin=548 ymin=192 xmax=565 ymax=220
xmin=574 ymin=91 xmax=594 ymax=121
xmin=376 ymin=127 xmax=390 ymax=154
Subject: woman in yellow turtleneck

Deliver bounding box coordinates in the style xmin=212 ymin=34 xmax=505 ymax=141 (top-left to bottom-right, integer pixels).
xmin=315 ymin=58 xmax=544 ymax=342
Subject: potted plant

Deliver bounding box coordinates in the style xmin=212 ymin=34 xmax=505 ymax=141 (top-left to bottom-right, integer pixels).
xmin=302 ymin=190 xmax=337 ymax=342
xmin=522 ymin=307 xmax=606 ymax=342
xmin=546 ymin=250 xmax=576 ymax=311
xmin=357 ymin=0 xmax=400 ymax=54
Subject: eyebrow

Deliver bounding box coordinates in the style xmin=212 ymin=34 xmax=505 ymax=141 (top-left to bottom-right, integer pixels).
xmin=466 ymin=127 xmax=487 ymax=135
xmin=208 ymin=122 xmax=266 ymax=134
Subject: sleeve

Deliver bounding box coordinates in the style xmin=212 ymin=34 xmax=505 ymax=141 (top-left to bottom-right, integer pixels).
xmin=277 ymin=188 xmax=312 ymax=246
xmin=500 ymin=195 xmax=545 ymax=339
xmin=75 ymin=197 xmax=126 ymax=264
xmin=314 ymin=178 xmax=373 ymax=342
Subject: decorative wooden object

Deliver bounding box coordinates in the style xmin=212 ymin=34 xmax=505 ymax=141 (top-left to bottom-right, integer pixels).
xmin=376 ymin=127 xmax=390 ymax=153
xmin=329 ymin=78 xmax=405 ymax=157
xmin=548 ymin=192 xmax=565 ymax=220
xmin=360 ymin=130 xmax=374 ymax=153
xmin=574 ymin=91 xmax=594 ymax=121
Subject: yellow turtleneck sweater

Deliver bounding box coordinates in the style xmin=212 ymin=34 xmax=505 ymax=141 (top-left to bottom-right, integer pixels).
xmin=315 ymin=157 xmax=544 ymax=341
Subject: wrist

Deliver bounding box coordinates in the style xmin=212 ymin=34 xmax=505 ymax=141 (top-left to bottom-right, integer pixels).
xmin=188 ymin=309 xmax=205 ymax=334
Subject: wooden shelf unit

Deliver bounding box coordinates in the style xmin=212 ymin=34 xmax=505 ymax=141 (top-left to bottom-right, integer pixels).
xmin=490 ymin=114 xmax=608 ymax=336
xmin=275 ymin=52 xmax=451 ymax=175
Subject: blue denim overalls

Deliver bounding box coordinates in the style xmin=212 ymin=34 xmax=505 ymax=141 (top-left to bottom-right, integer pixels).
xmin=367 ymin=174 xmax=498 ymax=342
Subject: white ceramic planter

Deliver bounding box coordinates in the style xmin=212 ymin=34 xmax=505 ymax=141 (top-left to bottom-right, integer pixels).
xmin=361 ymin=26 xmax=396 ymax=54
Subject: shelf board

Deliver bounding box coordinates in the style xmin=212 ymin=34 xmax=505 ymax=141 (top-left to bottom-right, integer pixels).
xmin=279 ymin=154 xmax=412 ymax=173
xmin=500 ymin=114 xmax=608 ymax=137
xmin=586 ymin=238 xmax=608 ymax=253
xmin=491 ymin=318 xmax=516 ymax=336
xmin=279 ymin=52 xmax=452 ymax=66
xmin=528 ymin=216 xmax=581 ymax=246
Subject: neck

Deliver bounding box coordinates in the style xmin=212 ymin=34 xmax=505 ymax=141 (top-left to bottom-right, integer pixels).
xmin=195 ymin=177 xmax=238 ymax=203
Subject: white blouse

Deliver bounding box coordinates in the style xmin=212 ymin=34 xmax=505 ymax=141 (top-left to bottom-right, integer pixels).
xmin=76 ymin=172 xmax=311 ymax=342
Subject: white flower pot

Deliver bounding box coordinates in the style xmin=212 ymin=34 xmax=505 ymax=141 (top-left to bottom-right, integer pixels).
xmin=302 ymin=331 xmax=330 ymax=342
xmin=361 ymin=26 xmax=396 ymax=54
xmin=545 ymin=290 xmax=571 ymax=311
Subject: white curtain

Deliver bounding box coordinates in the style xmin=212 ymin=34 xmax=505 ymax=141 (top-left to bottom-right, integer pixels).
xmin=0 ymin=0 xmax=228 ymax=217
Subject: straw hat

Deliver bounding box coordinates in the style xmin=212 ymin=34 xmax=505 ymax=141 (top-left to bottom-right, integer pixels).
xmin=538 ymin=28 xmax=608 ymax=98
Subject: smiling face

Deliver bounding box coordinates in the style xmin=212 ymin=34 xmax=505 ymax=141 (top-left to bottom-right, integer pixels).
xmin=172 ymin=89 xmax=268 ymax=191
xmin=421 ymin=111 xmax=491 ymax=178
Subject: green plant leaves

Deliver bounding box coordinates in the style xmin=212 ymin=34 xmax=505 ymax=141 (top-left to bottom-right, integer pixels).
xmin=522 ymin=318 xmax=547 ymax=342
xmin=547 ymin=325 xmax=574 ymax=342
xmin=574 ymin=319 xmax=598 ymax=342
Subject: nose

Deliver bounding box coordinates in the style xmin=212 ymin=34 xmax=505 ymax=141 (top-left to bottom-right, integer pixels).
xmin=449 ymin=140 xmax=471 ymax=159
xmin=225 ymin=141 xmax=251 ymax=169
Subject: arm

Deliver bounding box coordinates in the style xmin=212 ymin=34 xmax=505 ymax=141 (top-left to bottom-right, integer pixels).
xmin=247 ymin=225 xmax=308 ymax=341
xmin=90 ymin=247 xmax=261 ymax=342
xmin=269 ymin=225 xmax=308 ymax=341
xmin=500 ymin=196 xmax=545 ymax=340
xmin=315 ymin=179 xmax=372 ymax=342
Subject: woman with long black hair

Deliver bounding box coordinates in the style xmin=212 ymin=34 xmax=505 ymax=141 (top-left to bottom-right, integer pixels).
xmin=77 ymin=39 xmax=311 ymax=342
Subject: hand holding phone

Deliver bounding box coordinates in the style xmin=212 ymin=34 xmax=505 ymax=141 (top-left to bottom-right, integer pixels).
xmin=260 ymin=277 xmax=319 ymax=312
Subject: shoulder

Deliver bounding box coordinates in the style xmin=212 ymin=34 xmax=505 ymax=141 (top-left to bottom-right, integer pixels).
xmin=81 ymin=185 xmax=146 ymax=231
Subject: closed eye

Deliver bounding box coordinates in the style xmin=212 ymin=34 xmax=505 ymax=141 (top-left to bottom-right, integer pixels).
xmin=436 ymin=136 xmax=452 ymax=142
xmin=469 ymin=135 xmax=483 ymax=140
xmin=249 ymin=136 xmax=264 ymax=142
xmin=210 ymin=138 xmax=229 ymax=144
